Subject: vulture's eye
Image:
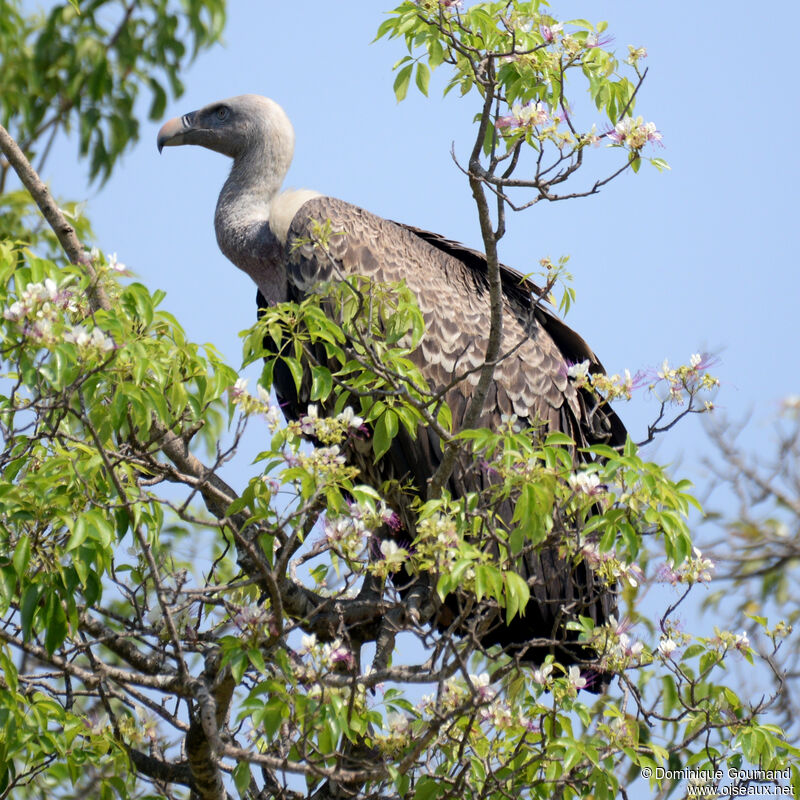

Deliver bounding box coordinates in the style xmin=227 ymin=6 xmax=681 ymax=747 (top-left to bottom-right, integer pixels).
xmin=215 ymin=106 xmax=230 ymax=121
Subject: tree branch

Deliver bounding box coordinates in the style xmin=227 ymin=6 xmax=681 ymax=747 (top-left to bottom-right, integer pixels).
xmin=0 ymin=121 xmax=110 ymax=312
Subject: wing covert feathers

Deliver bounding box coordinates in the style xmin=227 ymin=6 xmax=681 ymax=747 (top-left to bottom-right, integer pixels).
xmin=285 ymin=196 xmax=605 ymax=440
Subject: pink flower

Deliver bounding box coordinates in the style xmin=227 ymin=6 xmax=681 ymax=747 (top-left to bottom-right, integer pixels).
xmin=330 ymin=646 xmax=355 ymax=668
xmin=585 ymin=32 xmax=614 ymax=49
xmin=229 ymin=378 xmax=248 ymax=399
xmin=733 ymin=631 xmax=750 ymax=653
xmin=569 ymin=471 xmax=604 ymax=496
xmin=381 ymin=507 xmax=402 ymax=531
xmin=606 ymin=116 xmax=663 ymax=149
xmin=496 ymin=101 xmax=550 ymax=131
xmin=540 ymin=22 xmax=563 ymax=43
xmin=656 ymin=564 xmax=681 ymax=586
xmin=470 ymin=673 xmax=496 ymax=702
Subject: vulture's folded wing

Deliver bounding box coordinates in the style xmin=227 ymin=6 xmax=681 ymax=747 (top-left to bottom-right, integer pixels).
xmin=284 ymin=196 xmax=602 ymax=441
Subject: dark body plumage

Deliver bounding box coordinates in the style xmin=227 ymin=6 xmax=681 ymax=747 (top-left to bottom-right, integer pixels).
xmin=273 ymin=197 xmax=625 ymax=672
xmin=158 ymin=95 xmax=625 ymax=680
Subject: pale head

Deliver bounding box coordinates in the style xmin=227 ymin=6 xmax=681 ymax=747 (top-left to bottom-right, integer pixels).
xmin=157 ymin=94 xmax=295 ymax=175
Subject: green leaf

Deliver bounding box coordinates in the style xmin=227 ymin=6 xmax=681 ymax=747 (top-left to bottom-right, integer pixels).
xmin=282 ymin=356 xmax=304 ymax=392
xmin=310 ymin=365 xmax=332 ymax=401
xmin=474 ymin=564 xmax=488 ymax=601
xmin=544 ymin=431 xmax=574 ymax=447
xmin=12 ymin=535 xmax=30 ymax=577
xmin=44 ymin=592 xmax=68 ymax=654
xmin=20 ymin=584 xmax=39 ymax=641
xmin=682 ymin=644 xmax=705 ymax=660
xmin=66 ymin=517 xmax=88 ymax=551
xmin=0 ymin=649 xmax=18 ymax=692
xmin=661 ymin=675 xmax=678 ymax=716
xmin=415 ymin=62 xmax=430 ymax=96
xmin=393 ymin=64 xmax=413 ymax=102
xmin=229 ymin=652 xmax=247 ymax=684
xmin=437 ymin=402 xmax=452 ymax=432
xmin=414 ymin=776 xmax=443 ymax=800
xmin=258 ymin=695 xmax=287 ymax=739
xmin=233 ymin=762 xmax=251 ymax=796
xmin=147 ymin=77 xmax=168 ymax=120
xmin=583 ymin=444 xmax=619 ymax=460
xmin=83 ymin=570 xmax=102 ymax=606
xmin=504 ymin=572 xmax=530 ymax=624
xmin=373 ymin=409 xmax=399 ymax=460
xmin=437 ymin=559 xmax=472 ymax=599
xmin=247 ymin=648 xmax=267 ymax=674
xmin=374 ymin=17 xmax=398 ymax=41
xmin=396 ymin=13 xmax=420 ymax=37
xmin=428 ymin=37 xmax=445 ymax=69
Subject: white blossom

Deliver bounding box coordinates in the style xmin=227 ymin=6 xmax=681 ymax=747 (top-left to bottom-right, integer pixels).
xmin=658 ymin=637 xmax=677 ymax=657
xmin=567 ymin=359 xmax=590 ymax=380
xmin=64 ymin=325 xmax=91 ymax=347
xmin=107 ymin=252 xmax=127 ymax=272
xmin=386 ymin=712 xmax=411 ymax=735
xmin=338 ymin=406 xmax=364 ymax=429
xmin=470 ymin=672 xmax=495 ymax=701
xmin=265 ymin=405 xmax=282 ymax=431
xmin=231 ymin=378 xmax=248 ymax=397
xmin=568 ymin=471 xmax=602 ymax=495
xmin=733 ymin=631 xmax=750 ymax=651
xmin=532 ymin=663 xmax=553 ymax=685
xmin=618 ymin=633 xmax=644 ymax=660
xmin=3 ymin=301 xmax=26 ymax=321
xmin=379 ymin=540 xmax=404 ymax=561
xmin=567 ymin=665 xmax=587 ymax=691
xmin=607 ymin=115 xmax=662 ymax=149
xmin=499 ymin=413 xmax=521 ymax=432
xmin=90 ymin=326 xmax=114 ymax=351
xmin=781 ymin=395 xmax=800 ymax=414
xmin=30 ymin=318 xmax=55 ymax=343
xmin=299 ymin=404 xmax=319 ymax=434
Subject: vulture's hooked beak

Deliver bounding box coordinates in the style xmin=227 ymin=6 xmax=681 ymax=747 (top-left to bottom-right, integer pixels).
xmin=157 ymin=112 xmax=198 ymax=153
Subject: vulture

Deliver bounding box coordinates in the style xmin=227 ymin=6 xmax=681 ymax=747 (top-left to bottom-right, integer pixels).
xmin=157 ymin=95 xmax=626 ymax=681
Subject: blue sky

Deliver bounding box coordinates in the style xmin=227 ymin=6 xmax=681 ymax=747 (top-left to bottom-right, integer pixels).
xmin=44 ymin=0 xmax=800 ymax=486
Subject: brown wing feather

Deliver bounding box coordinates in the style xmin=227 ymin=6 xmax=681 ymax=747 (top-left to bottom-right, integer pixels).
xmin=286 ymin=197 xmax=596 ymax=437
xmin=283 ymin=196 xmax=621 ymax=681
xmin=395 ymin=221 xmax=627 ymax=446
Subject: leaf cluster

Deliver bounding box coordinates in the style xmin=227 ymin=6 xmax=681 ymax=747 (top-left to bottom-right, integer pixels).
xmin=244 ymin=274 xmax=452 ymax=463
xmin=377 ymin=0 xmax=668 ymax=221
xmin=0 ymin=243 xmax=236 ymax=660
xmin=1 ymin=0 xmax=225 ymax=186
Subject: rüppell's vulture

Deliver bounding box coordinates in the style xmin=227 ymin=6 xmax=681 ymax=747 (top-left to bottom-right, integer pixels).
xmin=158 ymin=95 xmax=626 ymax=682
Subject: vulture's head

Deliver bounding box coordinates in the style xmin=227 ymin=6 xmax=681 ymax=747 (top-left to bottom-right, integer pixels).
xmin=157 ymin=94 xmax=295 ymax=170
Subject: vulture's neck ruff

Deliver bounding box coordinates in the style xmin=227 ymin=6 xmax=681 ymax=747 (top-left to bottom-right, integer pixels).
xmin=157 ymin=94 xmax=319 ymax=305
